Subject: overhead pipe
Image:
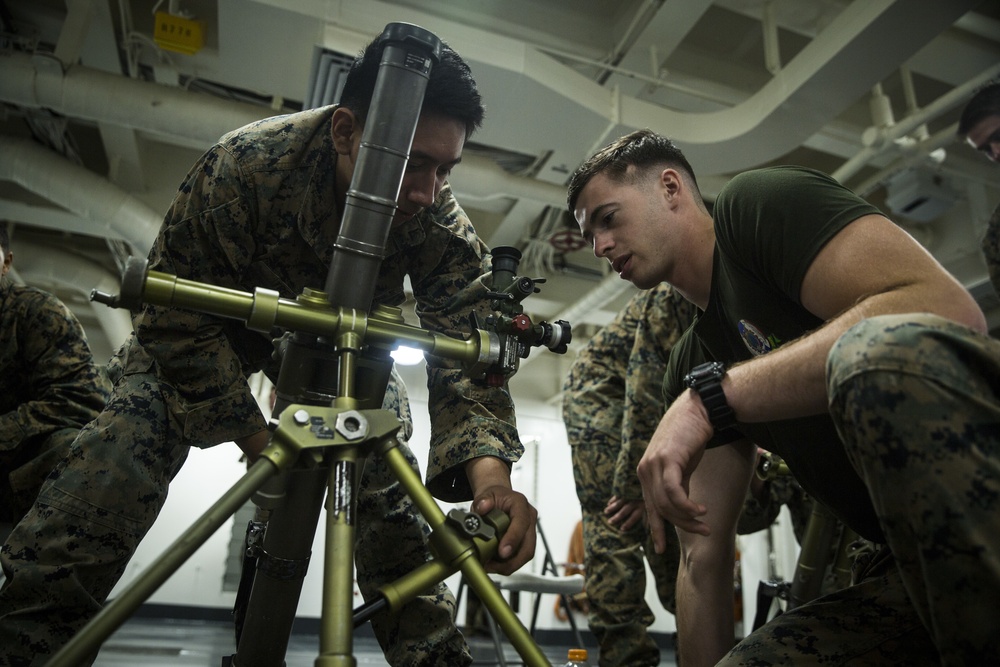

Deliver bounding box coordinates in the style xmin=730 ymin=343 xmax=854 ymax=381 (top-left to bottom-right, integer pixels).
xmin=0 ymin=50 xmax=567 ymax=219
xmin=761 ymin=1 xmax=781 ymax=76
xmin=601 ymin=0 xmax=714 ymax=100
xmin=3 ymin=0 xmax=986 ymax=357
xmin=899 ymin=66 xmax=926 ymax=136
xmin=833 ymin=62 xmax=1000 ymax=184
xmin=15 ymin=241 xmax=134 ymax=353
xmin=0 ymin=50 xmax=270 ymax=150
xmin=0 ymin=136 xmax=161 ymax=254
xmin=853 ymin=122 xmax=962 ymax=199
xmin=617 ymin=0 xmax=982 ymax=173
xmin=595 ymin=0 xmax=664 ymax=86
xmin=448 ymin=154 xmax=568 ymax=209
xmin=285 ymin=0 xmax=980 ymax=174
xmin=1 ymin=1 xmax=980 ymax=201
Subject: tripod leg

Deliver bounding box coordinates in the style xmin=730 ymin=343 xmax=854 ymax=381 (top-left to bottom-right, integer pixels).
xmin=788 ymin=502 xmax=839 ymax=609
xmin=378 ymin=443 xmax=551 ymax=667
xmin=232 ymin=516 xmax=266 ymax=643
xmin=233 ymin=466 xmax=330 ymax=667
xmin=47 ymin=458 xmax=280 ymax=667
xmin=317 ymin=453 xmax=362 ymax=664
xmin=488 ymin=597 xmax=510 ymax=667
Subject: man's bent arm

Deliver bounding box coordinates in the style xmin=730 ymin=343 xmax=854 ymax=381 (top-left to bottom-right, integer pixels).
xmin=723 ymin=214 xmax=986 ymax=425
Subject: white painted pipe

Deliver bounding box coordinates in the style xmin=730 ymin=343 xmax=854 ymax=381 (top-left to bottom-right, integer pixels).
xmin=0 ymin=136 xmax=161 ymax=254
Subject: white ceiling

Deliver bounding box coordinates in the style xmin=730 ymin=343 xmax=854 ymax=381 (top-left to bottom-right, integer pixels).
xmin=1 ymin=0 xmax=999 ymax=408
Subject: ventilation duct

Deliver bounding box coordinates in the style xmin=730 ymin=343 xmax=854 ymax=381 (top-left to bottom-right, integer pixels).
xmin=884 ymin=168 xmax=958 ymax=224
xmin=304 ymin=46 xmax=354 ymax=109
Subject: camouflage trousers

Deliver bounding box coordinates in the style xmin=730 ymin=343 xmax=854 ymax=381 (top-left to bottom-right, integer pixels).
xmin=569 ymin=425 xmax=678 ymax=667
xmin=720 ymin=313 xmax=1000 ymax=665
xmin=0 ymin=427 xmax=78 ymax=526
xmin=0 ymin=369 xmax=469 ymax=667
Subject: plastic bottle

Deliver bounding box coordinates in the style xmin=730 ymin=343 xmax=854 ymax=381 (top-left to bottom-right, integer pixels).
xmin=563 ymin=648 xmax=589 ymax=666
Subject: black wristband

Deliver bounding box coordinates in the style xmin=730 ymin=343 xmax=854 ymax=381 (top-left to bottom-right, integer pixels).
xmin=683 ymin=361 xmax=737 ymax=431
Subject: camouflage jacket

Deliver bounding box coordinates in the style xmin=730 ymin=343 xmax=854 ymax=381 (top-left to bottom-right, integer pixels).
xmin=0 ymin=279 xmax=110 ymax=451
xmin=118 ymin=105 xmax=520 ymax=501
xmin=563 ymin=283 xmax=694 ymax=498
xmin=981 ymin=201 xmax=1000 ymax=298
xmin=617 ymin=288 xmax=696 ymax=500
xmin=561 ymin=294 xmax=635 ymax=440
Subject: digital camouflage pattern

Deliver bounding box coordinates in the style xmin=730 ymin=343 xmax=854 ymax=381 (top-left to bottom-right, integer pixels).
xmin=622 ymin=286 xmax=818 ymax=540
xmin=980 ymin=202 xmax=1000 ymax=297
xmin=722 ymin=545 xmax=938 ymax=666
xmin=0 ymin=280 xmax=110 ymax=524
xmin=719 ymin=313 xmax=1000 ymax=664
xmin=0 ymin=105 xmax=523 ymax=666
xmin=828 ymin=313 xmax=1000 ymax=664
xmin=618 ymin=286 xmax=811 ymax=539
xmin=617 ymin=285 xmax=697 ymax=501
xmin=563 ymin=283 xmax=691 ymax=667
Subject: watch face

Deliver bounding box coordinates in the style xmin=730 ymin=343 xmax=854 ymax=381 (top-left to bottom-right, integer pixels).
xmin=686 ymin=361 xmax=724 ymax=386
xmin=684 ymin=361 xmax=735 ymax=429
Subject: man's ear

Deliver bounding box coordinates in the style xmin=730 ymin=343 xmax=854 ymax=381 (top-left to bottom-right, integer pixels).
xmin=660 ymin=167 xmax=682 ymax=200
xmin=331 ymin=108 xmax=360 ymax=155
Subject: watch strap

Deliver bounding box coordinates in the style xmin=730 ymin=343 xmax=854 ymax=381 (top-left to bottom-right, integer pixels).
xmin=685 ymin=362 xmax=737 ymax=431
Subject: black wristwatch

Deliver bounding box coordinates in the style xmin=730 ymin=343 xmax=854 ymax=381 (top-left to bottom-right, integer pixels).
xmin=684 ymin=361 xmax=737 ymax=431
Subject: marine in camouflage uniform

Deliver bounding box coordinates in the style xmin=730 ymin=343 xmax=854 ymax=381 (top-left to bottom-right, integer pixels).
xmin=0 ymin=103 xmax=522 ymax=666
xmin=957 ymin=78 xmax=1000 ymax=297
xmin=0 ymin=271 xmax=110 ymax=526
xmin=621 ymin=287 xmax=810 ymax=541
xmin=570 ymin=128 xmax=1000 ymax=664
xmin=982 ymin=204 xmax=1000 ymax=297
xmin=563 ymin=284 xmax=693 ymax=667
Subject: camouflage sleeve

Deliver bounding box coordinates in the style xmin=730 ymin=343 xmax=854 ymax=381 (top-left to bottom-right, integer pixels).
xmin=132 ymin=143 xmax=267 ymax=448
xmin=409 ymin=192 xmax=522 ymax=502
xmin=561 ymin=322 xmax=630 ymax=440
xmin=561 ymin=358 xmax=626 ymax=440
xmin=0 ymin=287 xmax=110 ymax=449
xmin=981 ymin=201 xmax=1000 ymax=299
xmin=615 ymin=285 xmax=696 ymax=499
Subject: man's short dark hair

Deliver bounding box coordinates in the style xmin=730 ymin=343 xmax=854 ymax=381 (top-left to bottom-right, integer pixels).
xmin=0 ymin=222 xmax=10 ymax=252
xmin=958 ymin=78 xmax=1000 ymax=136
xmin=339 ymin=36 xmax=485 ymax=138
xmin=567 ymin=129 xmax=700 ymax=214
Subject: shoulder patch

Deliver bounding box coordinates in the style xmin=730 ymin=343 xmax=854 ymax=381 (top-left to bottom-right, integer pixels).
xmin=738 ymin=319 xmax=772 ymax=356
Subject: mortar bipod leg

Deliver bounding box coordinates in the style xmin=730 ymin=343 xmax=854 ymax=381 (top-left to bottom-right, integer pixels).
xmin=47 ymin=457 xmax=282 ymax=667
xmin=232 ymin=465 xmax=330 ymax=666
xmin=377 ymin=439 xmax=552 ymax=667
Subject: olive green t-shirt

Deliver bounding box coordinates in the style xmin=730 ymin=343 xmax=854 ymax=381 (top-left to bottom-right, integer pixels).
xmin=664 ymin=166 xmax=885 ymax=542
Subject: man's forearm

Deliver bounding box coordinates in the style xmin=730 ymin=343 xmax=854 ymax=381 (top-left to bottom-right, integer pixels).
xmin=723 ymin=291 xmax=904 ymax=425
xmin=236 ymin=429 xmax=271 ymax=461
xmin=465 ymin=455 xmax=512 ymax=496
